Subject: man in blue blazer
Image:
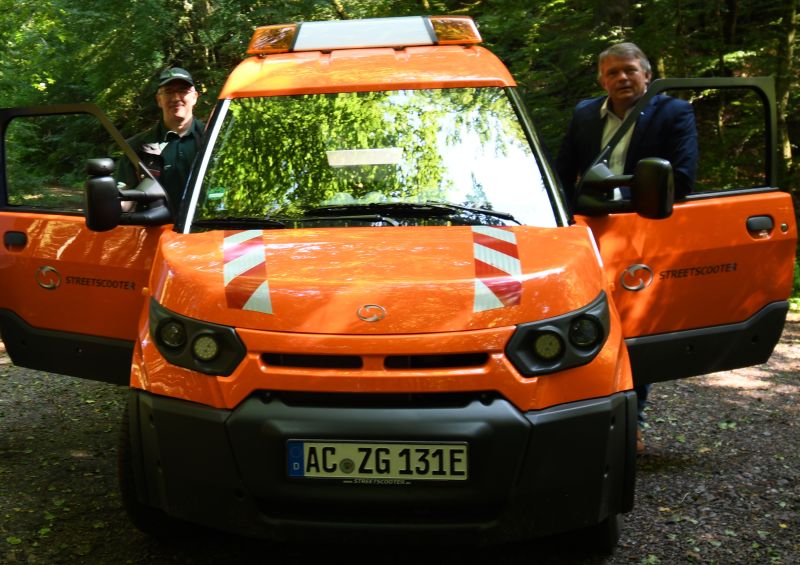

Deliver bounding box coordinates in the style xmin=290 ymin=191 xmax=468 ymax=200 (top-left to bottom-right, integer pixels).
xmin=556 ymin=43 xmax=699 ymax=453
xmin=556 ymin=43 xmax=698 ymax=207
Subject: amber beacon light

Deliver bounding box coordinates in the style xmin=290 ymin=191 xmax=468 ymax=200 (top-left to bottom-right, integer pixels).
xmin=247 ymin=16 xmax=481 ymax=56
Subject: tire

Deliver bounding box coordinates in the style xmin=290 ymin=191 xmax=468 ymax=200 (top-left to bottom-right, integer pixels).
xmin=117 ymin=395 xmax=192 ymax=538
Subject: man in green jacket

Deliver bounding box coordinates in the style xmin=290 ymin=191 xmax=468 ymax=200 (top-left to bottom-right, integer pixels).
xmin=118 ymin=67 xmax=205 ymax=211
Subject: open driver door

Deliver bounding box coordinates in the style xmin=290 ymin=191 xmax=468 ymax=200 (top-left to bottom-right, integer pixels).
xmin=574 ymin=77 xmax=797 ymax=386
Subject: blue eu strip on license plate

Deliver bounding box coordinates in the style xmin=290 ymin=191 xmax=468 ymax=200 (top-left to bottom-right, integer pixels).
xmin=287 ymin=440 xmax=468 ymax=481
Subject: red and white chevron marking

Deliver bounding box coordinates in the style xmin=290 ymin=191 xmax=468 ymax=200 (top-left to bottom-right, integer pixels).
xmin=223 ymin=230 xmax=272 ymax=314
xmin=472 ymin=226 xmax=522 ymax=312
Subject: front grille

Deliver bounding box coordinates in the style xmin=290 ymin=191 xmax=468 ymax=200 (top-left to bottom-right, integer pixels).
xmin=261 ymin=352 xmax=489 ymax=371
xmin=262 ymin=353 xmax=363 ymax=369
xmin=384 ymin=353 xmax=488 ymax=370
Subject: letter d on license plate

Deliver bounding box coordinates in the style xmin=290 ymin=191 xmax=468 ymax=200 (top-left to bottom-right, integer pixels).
xmin=287 ymin=440 xmax=468 ymax=481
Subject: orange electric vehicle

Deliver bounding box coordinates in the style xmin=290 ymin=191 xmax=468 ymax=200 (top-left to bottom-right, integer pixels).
xmin=0 ymin=16 xmax=796 ymax=549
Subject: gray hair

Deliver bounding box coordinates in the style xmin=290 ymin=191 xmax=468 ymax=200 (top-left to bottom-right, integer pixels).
xmin=597 ymin=42 xmax=651 ymax=79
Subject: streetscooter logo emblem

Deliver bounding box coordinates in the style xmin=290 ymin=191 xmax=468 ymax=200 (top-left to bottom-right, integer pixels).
xmin=357 ymin=304 xmax=386 ymax=322
xmin=621 ymin=264 xmax=654 ymax=291
xmin=36 ymin=266 xmax=62 ymax=290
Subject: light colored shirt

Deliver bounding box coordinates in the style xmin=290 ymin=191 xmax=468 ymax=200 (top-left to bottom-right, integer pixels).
xmin=600 ymin=99 xmax=636 ymax=199
xmin=600 ymin=98 xmax=636 ymax=175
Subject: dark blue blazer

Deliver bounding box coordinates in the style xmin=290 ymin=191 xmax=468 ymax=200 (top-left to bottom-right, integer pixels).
xmin=555 ymin=94 xmax=698 ymax=204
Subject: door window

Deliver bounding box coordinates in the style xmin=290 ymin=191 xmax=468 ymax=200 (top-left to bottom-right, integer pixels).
xmin=690 ymin=88 xmax=768 ymax=193
xmin=3 ymin=113 xmax=118 ymax=213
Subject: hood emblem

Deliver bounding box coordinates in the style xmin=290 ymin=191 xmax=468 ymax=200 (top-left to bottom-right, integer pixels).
xmin=621 ymin=264 xmax=654 ymax=291
xmin=357 ymin=304 xmax=386 ymax=322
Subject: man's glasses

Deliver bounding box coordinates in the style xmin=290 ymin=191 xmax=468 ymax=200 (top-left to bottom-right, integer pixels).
xmin=158 ymin=87 xmax=196 ymax=97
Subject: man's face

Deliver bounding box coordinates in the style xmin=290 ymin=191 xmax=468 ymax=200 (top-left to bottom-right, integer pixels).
xmin=156 ymin=80 xmax=199 ymax=124
xmin=598 ymin=56 xmax=651 ymax=113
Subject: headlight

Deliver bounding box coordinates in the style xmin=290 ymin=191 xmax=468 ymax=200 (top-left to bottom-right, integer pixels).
xmin=158 ymin=320 xmax=187 ymax=349
xmin=192 ymin=333 xmax=221 ymax=362
xmin=149 ymin=299 xmax=246 ymax=376
xmin=506 ymin=291 xmax=610 ymax=377
xmin=532 ymin=332 xmax=564 ymax=361
xmin=569 ymin=316 xmax=603 ymax=349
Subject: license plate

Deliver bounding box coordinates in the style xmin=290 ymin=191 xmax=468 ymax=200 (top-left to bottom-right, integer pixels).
xmin=287 ymin=440 xmax=468 ymax=481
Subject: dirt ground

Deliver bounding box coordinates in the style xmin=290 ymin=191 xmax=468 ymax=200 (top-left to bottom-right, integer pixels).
xmin=1 ymin=315 xmax=797 ymax=564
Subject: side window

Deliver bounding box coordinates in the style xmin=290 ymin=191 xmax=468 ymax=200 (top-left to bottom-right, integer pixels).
xmin=4 ymin=113 xmax=116 ymax=213
xmin=672 ymin=87 xmax=768 ymax=194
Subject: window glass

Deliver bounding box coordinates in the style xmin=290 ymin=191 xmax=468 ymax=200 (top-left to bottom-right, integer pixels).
xmin=687 ymin=88 xmax=767 ymax=192
xmin=4 ymin=113 xmax=113 ymax=212
xmin=192 ymin=88 xmax=556 ymax=230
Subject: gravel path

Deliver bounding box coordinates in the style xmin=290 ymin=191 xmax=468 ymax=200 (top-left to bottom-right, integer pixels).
xmin=1 ymin=315 xmax=797 ymax=564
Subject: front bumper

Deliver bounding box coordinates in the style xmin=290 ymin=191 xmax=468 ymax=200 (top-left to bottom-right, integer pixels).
xmin=127 ymin=389 xmax=636 ymax=544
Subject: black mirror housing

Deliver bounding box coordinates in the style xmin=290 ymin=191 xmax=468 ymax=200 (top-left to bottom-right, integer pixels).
xmin=574 ymin=159 xmax=675 ymax=219
xmin=574 ymin=163 xmax=634 ymax=216
xmin=86 ymin=157 xmax=115 ymax=177
xmin=118 ymin=178 xmax=173 ymax=226
xmin=85 ymin=158 xmax=173 ymax=231
xmin=85 ymin=159 xmax=122 ymax=232
xmin=631 ymin=158 xmax=674 ymax=219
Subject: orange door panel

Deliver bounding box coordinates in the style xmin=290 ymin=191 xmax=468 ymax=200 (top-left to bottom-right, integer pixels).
xmin=0 ymin=212 xmax=163 ymax=383
xmin=578 ymin=191 xmax=796 ymax=336
xmin=578 ymin=191 xmax=797 ymax=384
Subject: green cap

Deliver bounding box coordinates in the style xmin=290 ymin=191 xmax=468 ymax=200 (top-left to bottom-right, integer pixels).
xmin=158 ymin=67 xmax=194 ymax=88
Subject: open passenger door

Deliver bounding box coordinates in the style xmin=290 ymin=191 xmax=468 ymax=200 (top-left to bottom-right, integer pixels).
xmin=0 ymin=104 xmax=165 ymax=384
xmin=575 ymin=78 xmax=797 ymax=386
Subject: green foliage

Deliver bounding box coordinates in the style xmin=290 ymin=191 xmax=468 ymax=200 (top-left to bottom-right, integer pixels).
xmin=4 ymin=112 xmax=113 ymax=210
xmin=0 ymin=0 xmax=797 ymax=206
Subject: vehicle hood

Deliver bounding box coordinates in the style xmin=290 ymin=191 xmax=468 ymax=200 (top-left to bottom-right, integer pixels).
xmin=151 ymin=226 xmax=605 ymax=334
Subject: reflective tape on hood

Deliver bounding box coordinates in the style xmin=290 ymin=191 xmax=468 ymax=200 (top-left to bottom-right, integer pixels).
xmin=223 ymin=230 xmax=273 ymax=314
xmin=472 ymin=226 xmax=522 ymax=312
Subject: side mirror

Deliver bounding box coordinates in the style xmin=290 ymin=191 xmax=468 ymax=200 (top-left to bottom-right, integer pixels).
xmin=631 ymin=158 xmax=674 ymax=219
xmin=574 ymin=163 xmax=634 ymax=216
xmin=84 ymin=158 xmax=173 ymax=232
xmin=85 ymin=158 xmax=122 ymax=232
xmin=573 ymin=159 xmax=674 ymax=219
xmin=118 ymin=178 xmax=173 ymax=225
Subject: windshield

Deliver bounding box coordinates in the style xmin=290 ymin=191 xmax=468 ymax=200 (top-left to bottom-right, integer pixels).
xmin=188 ymin=88 xmax=557 ymax=230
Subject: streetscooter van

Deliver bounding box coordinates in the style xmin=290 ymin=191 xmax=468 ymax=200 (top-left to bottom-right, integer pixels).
xmin=0 ymin=16 xmax=796 ymax=550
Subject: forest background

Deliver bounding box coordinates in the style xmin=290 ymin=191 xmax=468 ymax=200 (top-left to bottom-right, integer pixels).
xmin=0 ymin=0 xmax=798 ymax=296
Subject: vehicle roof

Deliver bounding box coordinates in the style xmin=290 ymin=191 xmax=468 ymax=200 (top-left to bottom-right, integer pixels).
xmin=218 ymin=45 xmax=515 ymax=99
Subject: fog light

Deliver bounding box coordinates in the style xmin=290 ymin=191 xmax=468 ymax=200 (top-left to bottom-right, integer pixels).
xmin=159 ymin=320 xmax=186 ymax=349
xmin=532 ymin=332 xmax=564 ymax=361
xmin=192 ymin=334 xmax=220 ymax=362
xmin=569 ymin=316 xmax=602 ymax=348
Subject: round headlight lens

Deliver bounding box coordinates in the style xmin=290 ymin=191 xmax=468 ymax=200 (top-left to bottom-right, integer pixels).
xmin=192 ymin=334 xmax=220 ymax=362
xmin=532 ymin=332 xmax=564 ymax=361
xmin=569 ymin=317 xmax=602 ymax=348
xmin=158 ymin=320 xmax=187 ymax=349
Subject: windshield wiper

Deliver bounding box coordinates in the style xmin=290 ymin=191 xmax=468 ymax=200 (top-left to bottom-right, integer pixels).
xmin=424 ymin=201 xmax=520 ymax=224
xmin=295 ymin=214 xmax=400 ymax=226
xmin=305 ymin=202 xmax=451 ymax=217
xmin=192 ymin=217 xmax=287 ymax=230
xmin=191 ymin=214 xmax=400 ymax=230
xmin=304 ymin=201 xmax=519 ymax=225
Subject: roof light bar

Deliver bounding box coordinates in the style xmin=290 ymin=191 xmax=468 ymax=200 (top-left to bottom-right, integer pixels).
xmin=429 ymin=16 xmax=482 ymax=45
xmin=246 ymin=16 xmax=481 ymax=56
xmin=247 ymin=24 xmax=298 ymax=55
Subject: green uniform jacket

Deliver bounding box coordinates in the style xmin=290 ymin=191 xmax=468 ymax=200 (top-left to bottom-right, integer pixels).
xmin=117 ymin=117 xmax=205 ymax=208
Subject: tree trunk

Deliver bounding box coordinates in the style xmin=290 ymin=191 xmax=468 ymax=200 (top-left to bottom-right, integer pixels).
xmin=775 ymin=0 xmax=797 ymax=180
